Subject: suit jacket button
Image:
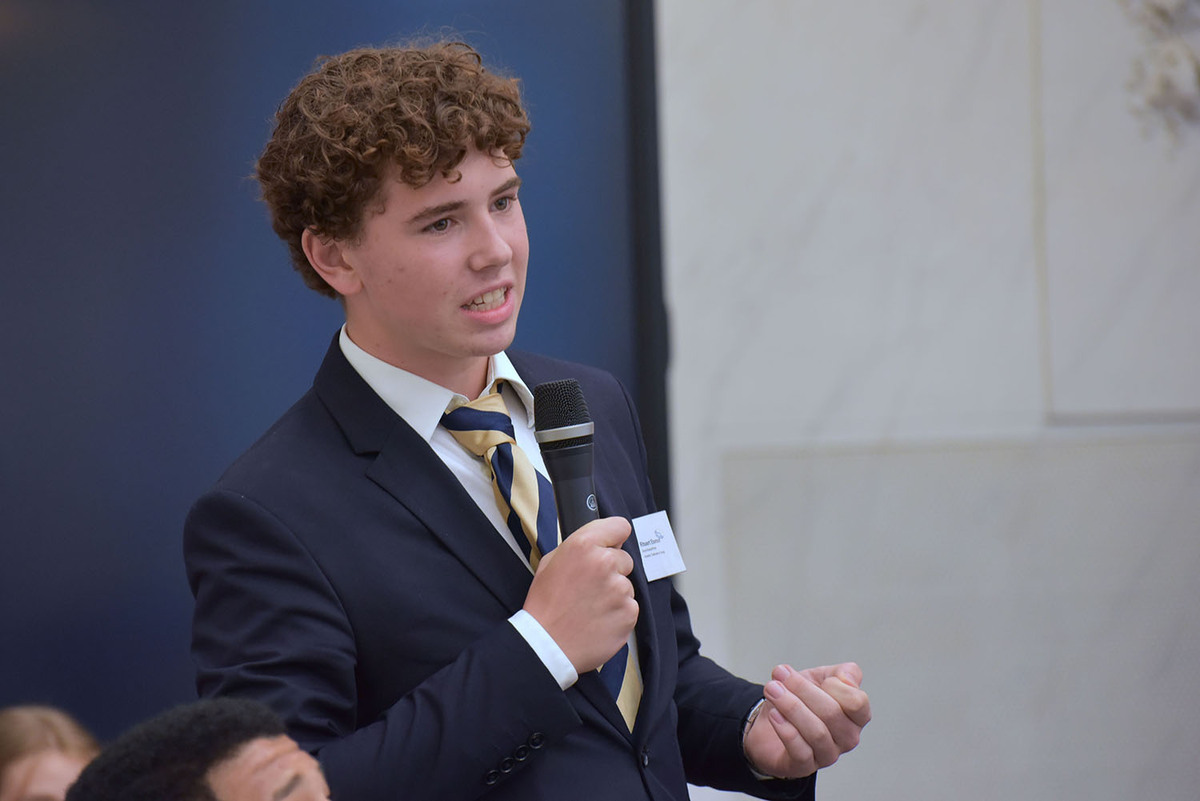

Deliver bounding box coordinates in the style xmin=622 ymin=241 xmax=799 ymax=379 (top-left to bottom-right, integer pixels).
xmin=514 ymin=745 xmax=530 ymax=761
xmin=485 ymin=770 xmax=501 ymax=786
xmin=500 ymin=758 xmax=516 ymax=774
xmin=641 ymin=749 xmax=650 ymax=767
xmin=528 ymin=732 xmax=545 ymax=749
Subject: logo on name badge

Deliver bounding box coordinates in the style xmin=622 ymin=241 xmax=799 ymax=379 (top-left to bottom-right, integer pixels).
xmin=632 ymin=511 xmax=686 ymax=582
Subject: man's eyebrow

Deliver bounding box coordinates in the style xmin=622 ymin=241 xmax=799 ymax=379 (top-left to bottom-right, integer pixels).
xmin=405 ymin=177 xmax=523 ymax=225
xmin=493 ymin=176 xmax=522 ymax=195
xmin=407 ymin=199 xmax=464 ymax=225
xmin=272 ymin=774 xmax=303 ymax=800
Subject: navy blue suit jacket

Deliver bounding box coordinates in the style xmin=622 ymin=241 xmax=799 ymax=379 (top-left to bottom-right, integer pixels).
xmin=185 ymin=337 xmax=814 ymax=801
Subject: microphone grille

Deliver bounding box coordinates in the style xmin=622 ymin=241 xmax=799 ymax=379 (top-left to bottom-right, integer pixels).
xmin=533 ymin=379 xmax=592 ymax=431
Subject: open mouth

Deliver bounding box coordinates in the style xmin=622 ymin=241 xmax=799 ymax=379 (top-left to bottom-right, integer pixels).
xmin=464 ymin=287 xmax=507 ymax=312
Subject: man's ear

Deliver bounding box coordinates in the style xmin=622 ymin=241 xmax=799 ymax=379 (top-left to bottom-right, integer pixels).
xmin=302 ymin=228 xmax=362 ymax=297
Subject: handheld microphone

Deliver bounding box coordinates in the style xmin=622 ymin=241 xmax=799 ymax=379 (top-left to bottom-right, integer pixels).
xmin=533 ymin=379 xmax=599 ymax=537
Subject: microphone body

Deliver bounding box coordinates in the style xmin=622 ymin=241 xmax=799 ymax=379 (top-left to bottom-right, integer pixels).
xmin=534 ymin=379 xmax=600 ymax=536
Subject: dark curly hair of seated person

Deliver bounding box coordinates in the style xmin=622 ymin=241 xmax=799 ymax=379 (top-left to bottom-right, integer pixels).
xmin=63 ymin=698 xmax=287 ymax=801
xmin=256 ymin=40 xmax=531 ymax=298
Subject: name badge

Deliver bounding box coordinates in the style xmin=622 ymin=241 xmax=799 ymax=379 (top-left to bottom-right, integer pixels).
xmin=632 ymin=510 xmax=686 ymax=582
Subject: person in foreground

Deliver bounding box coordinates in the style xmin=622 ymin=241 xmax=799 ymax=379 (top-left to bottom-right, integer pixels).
xmin=0 ymin=706 xmax=99 ymax=801
xmin=64 ymin=698 xmax=330 ymax=801
xmin=184 ymin=40 xmax=870 ymax=800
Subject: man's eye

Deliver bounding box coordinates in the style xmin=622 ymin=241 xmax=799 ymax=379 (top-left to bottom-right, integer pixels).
xmin=494 ymin=196 xmax=513 ymax=211
xmin=427 ymin=218 xmax=451 ymax=232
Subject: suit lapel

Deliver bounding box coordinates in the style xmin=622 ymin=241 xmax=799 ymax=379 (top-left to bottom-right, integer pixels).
xmin=313 ymin=337 xmax=532 ymax=613
xmin=368 ymin=429 xmax=534 ymax=613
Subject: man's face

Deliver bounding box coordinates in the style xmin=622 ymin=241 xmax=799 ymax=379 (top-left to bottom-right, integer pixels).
xmin=205 ymin=736 xmax=330 ymax=801
xmin=332 ymin=147 xmax=529 ymax=395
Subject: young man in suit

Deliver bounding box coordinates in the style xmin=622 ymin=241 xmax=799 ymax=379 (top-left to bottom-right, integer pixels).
xmin=185 ymin=41 xmax=869 ymax=801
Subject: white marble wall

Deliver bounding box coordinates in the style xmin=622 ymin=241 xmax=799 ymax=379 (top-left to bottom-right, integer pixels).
xmin=1042 ymin=2 xmax=1200 ymax=417
xmin=655 ymin=1 xmax=1200 ymax=799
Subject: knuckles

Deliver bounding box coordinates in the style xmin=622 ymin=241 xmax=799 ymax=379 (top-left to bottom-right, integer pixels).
xmin=806 ymin=726 xmax=835 ymax=756
xmin=622 ymin=597 xmax=640 ymax=627
xmin=835 ymin=688 xmax=871 ymax=724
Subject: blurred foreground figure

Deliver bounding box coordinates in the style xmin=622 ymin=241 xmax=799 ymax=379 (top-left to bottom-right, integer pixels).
xmin=0 ymin=705 xmax=99 ymax=801
xmin=65 ymin=698 xmax=329 ymax=801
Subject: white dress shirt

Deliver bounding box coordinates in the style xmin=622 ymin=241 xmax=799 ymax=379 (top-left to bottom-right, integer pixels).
xmin=338 ymin=326 xmax=578 ymax=690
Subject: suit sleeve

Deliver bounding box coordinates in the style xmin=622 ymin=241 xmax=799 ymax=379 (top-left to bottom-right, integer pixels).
xmin=185 ymin=489 xmax=581 ymax=801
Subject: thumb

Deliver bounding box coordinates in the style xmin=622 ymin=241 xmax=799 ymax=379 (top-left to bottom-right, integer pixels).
xmin=585 ymin=516 xmax=632 ymax=548
xmin=834 ymin=662 xmax=863 ymax=689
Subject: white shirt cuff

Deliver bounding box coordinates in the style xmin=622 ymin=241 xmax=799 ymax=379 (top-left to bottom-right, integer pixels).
xmin=509 ymin=610 xmax=578 ymax=690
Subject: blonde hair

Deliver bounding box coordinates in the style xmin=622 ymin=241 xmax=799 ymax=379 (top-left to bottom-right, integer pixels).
xmin=0 ymin=706 xmax=100 ymax=779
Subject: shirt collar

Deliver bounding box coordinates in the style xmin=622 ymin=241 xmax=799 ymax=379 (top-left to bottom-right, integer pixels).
xmin=490 ymin=351 xmax=536 ymax=427
xmin=338 ymin=326 xmax=536 ymax=441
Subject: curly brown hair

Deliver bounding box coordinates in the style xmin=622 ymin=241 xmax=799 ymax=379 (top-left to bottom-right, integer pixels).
xmin=256 ymin=41 xmax=531 ymax=298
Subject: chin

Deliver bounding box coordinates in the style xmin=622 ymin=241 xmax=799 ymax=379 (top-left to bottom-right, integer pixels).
xmin=480 ymin=323 xmax=519 ymax=355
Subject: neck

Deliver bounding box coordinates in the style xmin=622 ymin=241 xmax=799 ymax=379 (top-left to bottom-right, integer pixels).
xmin=340 ymin=325 xmax=493 ymax=398
xmin=386 ymin=352 xmax=492 ymax=399
xmin=438 ymin=358 xmax=492 ymax=399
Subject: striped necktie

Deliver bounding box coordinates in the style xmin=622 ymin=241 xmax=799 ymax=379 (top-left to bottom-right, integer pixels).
xmin=441 ymin=381 xmax=642 ymax=731
xmin=441 ymin=382 xmax=560 ymax=569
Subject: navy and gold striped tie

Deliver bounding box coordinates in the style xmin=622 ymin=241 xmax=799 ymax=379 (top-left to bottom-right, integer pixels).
xmin=442 ymin=382 xmax=560 ymax=569
xmin=442 ymin=381 xmax=642 ymax=731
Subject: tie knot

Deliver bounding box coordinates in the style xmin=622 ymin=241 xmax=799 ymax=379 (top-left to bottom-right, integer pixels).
xmin=442 ymin=388 xmax=516 ymax=458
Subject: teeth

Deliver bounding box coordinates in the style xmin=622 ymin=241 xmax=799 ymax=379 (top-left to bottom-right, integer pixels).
xmin=466 ymin=288 xmax=506 ymax=311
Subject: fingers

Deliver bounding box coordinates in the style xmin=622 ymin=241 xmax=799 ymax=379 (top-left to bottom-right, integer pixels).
xmin=796 ymin=661 xmax=859 ymax=688
xmin=764 ymin=663 xmax=870 ymax=767
xmin=523 ymin=516 xmax=638 ymax=673
xmin=822 ymin=674 xmax=871 ymax=728
xmin=606 ymin=546 xmax=636 ymax=604
xmin=611 ymin=545 xmax=634 ymax=578
xmin=795 ymin=662 xmax=871 ymax=728
xmin=552 ymin=517 xmax=634 ymax=582
xmin=560 ymin=517 xmax=634 ymax=585
xmin=763 ymin=676 xmax=840 ymax=769
xmin=830 ymin=661 xmax=863 ymax=688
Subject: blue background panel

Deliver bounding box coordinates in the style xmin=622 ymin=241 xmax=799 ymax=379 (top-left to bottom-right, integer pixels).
xmin=0 ymin=0 xmax=639 ymax=738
